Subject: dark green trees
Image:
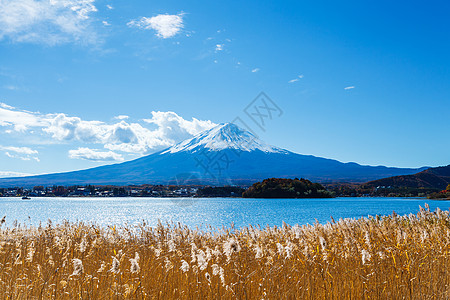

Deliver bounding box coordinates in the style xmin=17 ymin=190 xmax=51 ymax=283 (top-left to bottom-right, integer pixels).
xmin=242 ymin=178 xmax=334 ymax=198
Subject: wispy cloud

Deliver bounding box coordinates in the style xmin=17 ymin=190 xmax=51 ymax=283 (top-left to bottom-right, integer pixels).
xmin=251 ymin=68 xmax=260 ymax=73
xmin=69 ymin=147 xmax=123 ymax=161
xmin=0 ymin=145 xmax=39 ymax=161
xmin=127 ymin=13 xmax=184 ymax=39
xmin=0 ymin=0 xmax=99 ymax=45
xmin=344 ymin=86 xmax=355 ymax=90
xmin=114 ymin=115 xmax=129 ymax=120
xmin=106 ymin=4 xmax=113 ymax=10
xmin=288 ymin=74 xmax=304 ymax=83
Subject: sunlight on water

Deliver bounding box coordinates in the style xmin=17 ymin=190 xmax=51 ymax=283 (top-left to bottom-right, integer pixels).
xmin=0 ymin=197 xmax=449 ymax=229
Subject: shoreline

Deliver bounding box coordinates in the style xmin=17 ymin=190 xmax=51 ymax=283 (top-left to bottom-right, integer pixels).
xmin=0 ymin=195 xmax=434 ymax=199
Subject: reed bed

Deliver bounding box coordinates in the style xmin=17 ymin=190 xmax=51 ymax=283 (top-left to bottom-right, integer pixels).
xmin=1 ymin=204 xmax=450 ymax=299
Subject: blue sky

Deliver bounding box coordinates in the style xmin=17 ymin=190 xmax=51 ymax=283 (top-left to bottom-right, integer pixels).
xmin=0 ymin=0 xmax=449 ymax=177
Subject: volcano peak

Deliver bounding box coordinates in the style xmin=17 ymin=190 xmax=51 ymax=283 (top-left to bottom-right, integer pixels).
xmin=161 ymin=123 xmax=288 ymax=154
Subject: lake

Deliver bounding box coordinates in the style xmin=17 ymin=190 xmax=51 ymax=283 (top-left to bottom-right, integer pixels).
xmin=0 ymin=197 xmax=449 ymax=229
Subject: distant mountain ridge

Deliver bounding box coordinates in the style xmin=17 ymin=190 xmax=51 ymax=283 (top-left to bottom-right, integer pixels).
xmin=364 ymin=165 xmax=450 ymax=190
xmin=0 ymin=123 xmax=428 ymax=187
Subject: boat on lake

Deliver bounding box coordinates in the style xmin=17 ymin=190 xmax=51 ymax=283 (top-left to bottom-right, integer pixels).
xmin=21 ymin=196 xmax=31 ymax=200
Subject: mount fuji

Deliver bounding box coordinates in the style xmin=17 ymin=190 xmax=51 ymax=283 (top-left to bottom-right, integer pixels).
xmin=0 ymin=123 xmax=426 ymax=187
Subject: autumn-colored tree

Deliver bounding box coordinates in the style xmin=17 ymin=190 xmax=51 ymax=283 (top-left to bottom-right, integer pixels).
xmin=447 ymin=184 xmax=450 ymax=191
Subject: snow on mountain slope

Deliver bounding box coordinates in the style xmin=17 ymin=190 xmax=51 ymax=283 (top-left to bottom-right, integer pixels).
xmin=162 ymin=123 xmax=288 ymax=154
xmin=0 ymin=123 xmax=428 ymax=187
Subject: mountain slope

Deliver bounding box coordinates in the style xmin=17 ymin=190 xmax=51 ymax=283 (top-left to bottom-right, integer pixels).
xmin=0 ymin=123 xmax=428 ymax=187
xmin=364 ymin=165 xmax=450 ymax=190
xmin=162 ymin=123 xmax=287 ymax=154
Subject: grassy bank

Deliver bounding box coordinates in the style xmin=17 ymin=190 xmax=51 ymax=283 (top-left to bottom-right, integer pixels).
xmin=1 ymin=205 xmax=450 ymax=298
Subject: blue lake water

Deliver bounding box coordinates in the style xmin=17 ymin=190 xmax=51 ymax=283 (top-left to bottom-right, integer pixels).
xmin=0 ymin=197 xmax=449 ymax=229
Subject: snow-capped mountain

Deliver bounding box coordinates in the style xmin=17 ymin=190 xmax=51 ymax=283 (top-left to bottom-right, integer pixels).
xmin=162 ymin=123 xmax=287 ymax=154
xmin=0 ymin=123 xmax=426 ymax=187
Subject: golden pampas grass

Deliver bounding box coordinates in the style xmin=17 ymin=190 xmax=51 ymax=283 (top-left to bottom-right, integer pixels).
xmin=0 ymin=207 xmax=449 ymax=298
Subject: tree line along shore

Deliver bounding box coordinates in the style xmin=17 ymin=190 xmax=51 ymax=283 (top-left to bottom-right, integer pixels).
xmin=0 ymin=178 xmax=448 ymax=199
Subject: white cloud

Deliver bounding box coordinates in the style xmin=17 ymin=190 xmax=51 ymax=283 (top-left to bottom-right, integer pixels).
xmin=105 ymin=111 xmax=215 ymax=153
xmin=0 ymin=102 xmax=15 ymax=110
xmin=106 ymin=4 xmax=113 ymax=10
xmin=114 ymin=115 xmax=129 ymax=120
xmin=0 ymin=105 xmax=46 ymax=131
xmin=344 ymin=86 xmax=355 ymax=90
xmin=42 ymin=113 xmax=108 ymax=142
xmin=69 ymin=147 xmax=123 ymax=161
xmin=215 ymin=44 xmax=224 ymax=51
xmin=0 ymin=145 xmax=39 ymax=161
xmin=143 ymin=111 xmax=216 ymax=142
xmin=0 ymin=171 xmax=35 ymax=178
xmin=251 ymin=68 xmax=260 ymax=73
xmin=0 ymin=103 xmax=216 ymax=155
xmin=127 ymin=14 xmax=184 ymax=39
xmin=0 ymin=0 xmax=99 ymax=45
xmin=288 ymin=74 xmax=304 ymax=83
xmin=0 ymin=146 xmax=37 ymax=155
xmin=102 ymin=20 xmax=111 ymax=26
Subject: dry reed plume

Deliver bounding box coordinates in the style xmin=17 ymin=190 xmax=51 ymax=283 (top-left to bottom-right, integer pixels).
xmin=1 ymin=204 xmax=450 ymax=299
